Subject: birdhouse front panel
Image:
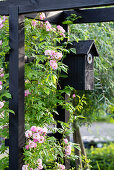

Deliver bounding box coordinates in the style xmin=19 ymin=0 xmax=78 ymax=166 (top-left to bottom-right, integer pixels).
xmin=62 ymin=40 xmax=99 ymax=90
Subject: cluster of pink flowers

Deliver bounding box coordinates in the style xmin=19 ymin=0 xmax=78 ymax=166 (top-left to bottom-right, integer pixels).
xmin=45 ymin=21 xmax=52 ymax=31
xmin=44 ymin=50 xmax=63 ymax=70
xmin=44 ymin=21 xmax=66 ymax=37
xmin=0 ymin=16 xmax=7 ymax=45
xmin=32 ymin=13 xmax=46 ymax=28
xmin=63 ymin=138 xmax=71 ymax=156
xmin=32 ymin=20 xmax=37 ymax=27
xmin=57 ymin=25 xmax=66 ymax=37
xmin=25 ymin=126 xmax=47 ymax=149
xmin=36 ymin=159 xmax=43 ymax=170
xmin=25 ymin=90 xmax=31 ymax=97
xmin=31 ymin=12 xmax=66 ymax=39
xmin=57 ymin=163 xmax=65 ymax=170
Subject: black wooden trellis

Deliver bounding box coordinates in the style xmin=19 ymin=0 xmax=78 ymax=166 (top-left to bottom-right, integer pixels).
xmin=0 ymin=0 xmax=114 ymax=170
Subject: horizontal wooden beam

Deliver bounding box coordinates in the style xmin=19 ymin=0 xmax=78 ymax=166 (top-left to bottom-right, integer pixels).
xmin=25 ymin=7 xmax=114 ymax=24
xmin=19 ymin=0 xmax=114 ymax=14
xmin=64 ymin=7 xmax=114 ymax=24
xmin=0 ymin=0 xmax=114 ymax=15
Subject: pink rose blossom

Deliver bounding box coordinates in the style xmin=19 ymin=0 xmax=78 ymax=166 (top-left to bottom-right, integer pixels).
xmin=25 ymin=145 xmax=29 ymax=150
xmin=30 ymin=168 xmax=33 ymax=170
xmin=50 ymin=50 xmax=56 ymax=58
xmin=37 ymin=158 xmax=42 ymax=164
xmin=45 ymin=21 xmax=52 ymax=31
xmin=0 ymin=101 xmax=4 ymax=109
xmin=25 ymin=130 xmax=32 ymax=138
xmin=34 ymin=142 xmax=37 ymax=148
xmin=57 ymin=25 xmax=66 ymax=37
xmin=51 ymin=63 xmax=58 ymax=70
xmin=50 ymin=60 xmax=56 ymax=65
xmin=0 ymin=19 xmax=3 ymax=29
xmin=50 ymin=60 xmax=58 ymax=70
xmin=2 ymin=16 xmax=7 ymax=23
xmin=54 ymin=52 xmax=63 ymax=60
xmin=0 ymin=81 xmax=2 ymax=85
xmin=0 ymin=73 xmax=4 ymax=77
xmin=44 ymin=50 xmax=52 ymax=56
xmin=57 ymin=163 xmax=65 ymax=170
xmin=57 ymin=25 xmax=65 ymax=33
xmin=64 ymin=138 xmax=68 ymax=144
xmin=29 ymin=140 xmax=37 ymax=148
xmin=60 ymin=33 xmax=65 ymax=37
xmin=65 ymin=145 xmax=71 ymax=156
xmin=72 ymin=94 xmax=76 ymax=98
xmin=37 ymin=159 xmax=43 ymax=170
xmin=33 ymin=133 xmax=40 ymax=141
xmin=22 ymin=165 xmax=28 ymax=170
xmin=39 ymin=13 xmax=45 ymax=20
xmin=25 ymin=80 xmax=30 ymax=84
xmin=24 ymin=90 xmax=31 ymax=97
xmin=39 ymin=127 xmax=47 ymax=136
xmin=38 ymin=165 xmax=43 ymax=170
xmin=0 ymin=85 xmax=2 ymax=90
xmin=39 ymin=136 xmax=45 ymax=143
xmin=32 ymin=20 xmax=37 ymax=27
xmin=31 ymin=126 xmax=38 ymax=132
xmin=0 ymin=40 xmax=2 ymax=45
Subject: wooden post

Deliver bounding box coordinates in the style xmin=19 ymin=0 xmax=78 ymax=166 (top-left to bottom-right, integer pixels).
xmin=9 ymin=6 xmax=25 ymax=170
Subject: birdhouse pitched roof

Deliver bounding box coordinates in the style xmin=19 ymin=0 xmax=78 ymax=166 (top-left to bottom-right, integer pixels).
xmin=75 ymin=40 xmax=99 ymax=56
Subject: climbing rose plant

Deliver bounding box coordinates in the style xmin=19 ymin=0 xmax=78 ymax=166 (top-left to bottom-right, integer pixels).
xmin=0 ymin=13 xmax=85 ymax=169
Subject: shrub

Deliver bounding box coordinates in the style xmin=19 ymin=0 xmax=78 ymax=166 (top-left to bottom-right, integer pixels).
xmin=87 ymin=143 xmax=114 ymax=170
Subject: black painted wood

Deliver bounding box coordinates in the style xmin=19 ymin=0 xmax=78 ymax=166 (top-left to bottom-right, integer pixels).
xmin=24 ymin=7 xmax=114 ymax=25
xmin=5 ymin=138 xmax=9 ymax=146
xmin=0 ymin=0 xmax=114 ymax=15
xmin=47 ymin=7 xmax=114 ymax=24
xmin=63 ymin=40 xmax=99 ymax=90
xmin=9 ymin=6 xmax=25 ymax=170
xmin=19 ymin=0 xmax=114 ymax=14
xmin=64 ymin=7 xmax=114 ymax=24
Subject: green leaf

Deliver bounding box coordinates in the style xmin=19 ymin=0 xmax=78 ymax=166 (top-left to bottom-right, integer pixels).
xmin=70 ymin=48 xmax=76 ymax=54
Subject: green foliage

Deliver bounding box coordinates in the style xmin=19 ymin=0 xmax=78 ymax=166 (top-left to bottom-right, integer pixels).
xmin=62 ymin=14 xmax=82 ymax=25
xmin=0 ymin=15 xmax=86 ymax=169
xmin=87 ymin=143 xmax=114 ymax=170
xmin=69 ymin=22 xmax=114 ymax=124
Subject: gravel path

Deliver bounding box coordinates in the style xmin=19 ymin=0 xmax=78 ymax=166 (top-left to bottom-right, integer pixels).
xmin=80 ymin=122 xmax=114 ymax=142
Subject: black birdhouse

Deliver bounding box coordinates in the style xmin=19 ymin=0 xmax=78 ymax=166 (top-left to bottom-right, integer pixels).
xmin=63 ymin=40 xmax=99 ymax=90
